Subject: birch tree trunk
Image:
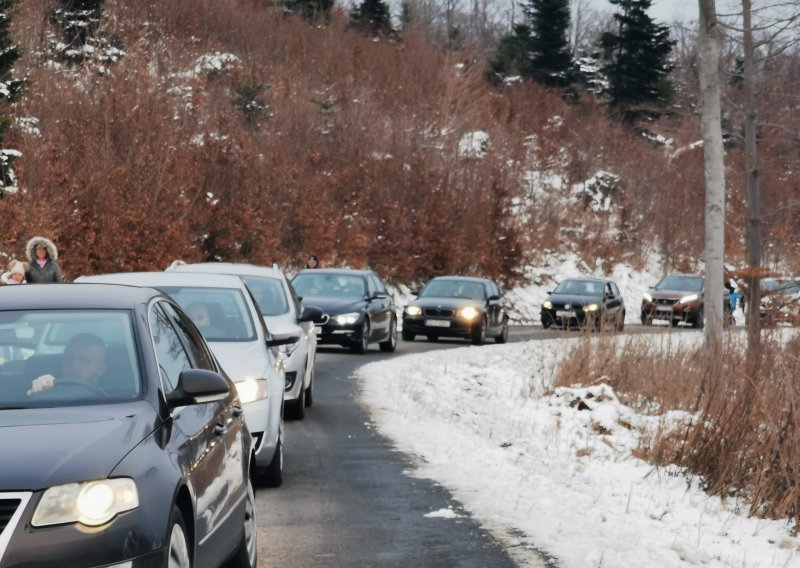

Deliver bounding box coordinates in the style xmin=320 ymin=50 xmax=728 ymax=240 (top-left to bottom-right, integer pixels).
xmin=697 ymin=0 xmax=725 ymax=357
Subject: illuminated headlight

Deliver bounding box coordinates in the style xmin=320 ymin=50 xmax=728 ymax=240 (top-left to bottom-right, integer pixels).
xmin=236 ymin=378 xmax=268 ymax=403
xmin=459 ymin=306 xmax=480 ymax=320
xmin=32 ymin=478 xmax=139 ymax=527
xmin=679 ymin=294 xmax=699 ymax=304
xmin=334 ymin=312 xmax=360 ymax=325
xmin=543 ymin=301 xmax=553 ymax=309
xmin=405 ymin=306 xmax=422 ymax=316
xmin=642 ymin=293 xmax=653 ymax=302
xmin=584 ymin=304 xmax=599 ymax=312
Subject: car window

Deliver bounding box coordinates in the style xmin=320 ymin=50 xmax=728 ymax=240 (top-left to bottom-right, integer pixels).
xmin=292 ymin=273 xmax=366 ymax=299
xmin=149 ymin=304 xmax=192 ymax=394
xmin=656 ymin=275 xmax=703 ymax=292
xmin=0 ymin=310 xmax=141 ymax=408
xmin=487 ymin=281 xmax=500 ymax=298
xmin=553 ymin=280 xmax=602 ymax=296
xmin=161 ymin=302 xmax=215 ymax=371
xmin=241 ymin=276 xmax=290 ymax=316
xmin=158 ymin=286 xmax=256 ymax=342
xmin=611 ymin=282 xmax=621 ymax=297
xmin=370 ymin=275 xmax=387 ymax=295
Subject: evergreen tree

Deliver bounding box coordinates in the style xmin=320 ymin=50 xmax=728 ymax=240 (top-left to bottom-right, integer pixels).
xmin=487 ymin=0 xmax=572 ymax=87
xmin=53 ymin=0 xmax=104 ymax=48
xmin=600 ymin=0 xmax=675 ymax=116
xmin=284 ymin=0 xmax=334 ymax=23
xmin=350 ymin=0 xmax=393 ymax=36
xmin=0 ymin=0 xmax=24 ymax=194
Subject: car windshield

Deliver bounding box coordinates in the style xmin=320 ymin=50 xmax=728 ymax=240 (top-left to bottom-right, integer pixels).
xmin=241 ymin=276 xmax=290 ymax=316
xmin=0 ymin=310 xmax=141 ymax=409
xmin=159 ymin=287 xmax=256 ymax=342
xmin=655 ymin=275 xmax=703 ymax=292
xmin=552 ymin=280 xmax=603 ymax=296
xmin=762 ymin=279 xmax=800 ymax=295
xmin=420 ymin=280 xmax=485 ymax=300
xmin=292 ymin=273 xmax=366 ymax=299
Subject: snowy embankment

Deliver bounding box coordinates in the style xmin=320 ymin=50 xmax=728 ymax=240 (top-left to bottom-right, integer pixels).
xmin=357 ymin=332 xmax=799 ymax=568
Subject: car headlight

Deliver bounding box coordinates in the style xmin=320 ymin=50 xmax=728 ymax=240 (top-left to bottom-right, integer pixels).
xmin=334 ymin=312 xmax=360 ymax=325
xmin=642 ymin=293 xmax=653 ymax=302
xmin=459 ymin=306 xmax=480 ymax=320
xmin=679 ymin=294 xmax=699 ymax=304
xmin=32 ymin=478 xmax=139 ymax=527
xmin=236 ymin=378 xmax=268 ymax=404
xmin=543 ymin=301 xmax=553 ymax=309
xmin=405 ymin=306 xmax=422 ymax=316
xmin=584 ymin=304 xmax=599 ymax=312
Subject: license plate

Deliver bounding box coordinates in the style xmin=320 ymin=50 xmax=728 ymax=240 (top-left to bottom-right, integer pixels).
xmin=425 ymin=319 xmax=451 ymax=328
xmin=556 ymin=310 xmax=576 ymax=318
xmin=656 ymin=306 xmax=673 ymax=313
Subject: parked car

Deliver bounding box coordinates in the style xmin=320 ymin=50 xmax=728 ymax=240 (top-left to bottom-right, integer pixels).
xmin=0 ymin=284 xmax=257 ymax=568
xmin=541 ymin=277 xmax=625 ymax=331
xmin=759 ymin=277 xmax=800 ymax=326
xmin=401 ymin=276 xmax=509 ymax=345
xmin=76 ymin=272 xmax=292 ymax=487
xmin=641 ymin=273 xmax=732 ymax=328
xmin=169 ymin=262 xmax=323 ymax=420
xmin=291 ymin=268 xmax=397 ymax=354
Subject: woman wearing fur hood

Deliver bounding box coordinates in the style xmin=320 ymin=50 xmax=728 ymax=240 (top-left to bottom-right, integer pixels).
xmin=25 ymin=236 xmax=63 ymax=283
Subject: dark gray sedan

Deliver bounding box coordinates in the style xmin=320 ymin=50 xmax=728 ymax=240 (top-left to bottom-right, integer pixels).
xmin=541 ymin=277 xmax=625 ymax=331
xmin=0 ymin=284 xmax=256 ymax=568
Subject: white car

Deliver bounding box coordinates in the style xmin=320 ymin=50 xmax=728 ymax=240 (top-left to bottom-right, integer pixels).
xmin=169 ymin=262 xmax=321 ymax=420
xmin=76 ymin=271 xmax=292 ymax=487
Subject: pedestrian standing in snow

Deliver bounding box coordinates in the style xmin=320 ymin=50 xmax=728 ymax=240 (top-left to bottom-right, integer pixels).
xmin=25 ymin=236 xmax=63 ymax=283
xmin=1 ymin=259 xmax=27 ymax=284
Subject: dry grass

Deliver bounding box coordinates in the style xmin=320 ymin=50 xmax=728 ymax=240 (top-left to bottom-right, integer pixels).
xmin=555 ymin=331 xmax=800 ymax=525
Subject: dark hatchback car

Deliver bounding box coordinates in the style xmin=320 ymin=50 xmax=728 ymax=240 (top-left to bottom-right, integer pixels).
xmin=402 ymin=276 xmax=509 ymax=345
xmin=641 ymin=273 xmax=731 ymax=328
xmin=541 ymin=277 xmax=625 ymax=331
xmin=0 ymin=284 xmax=257 ymax=568
xmin=291 ymin=268 xmax=397 ymax=354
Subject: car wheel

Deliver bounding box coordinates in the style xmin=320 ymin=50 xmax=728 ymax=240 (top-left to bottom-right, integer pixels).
xmin=167 ymin=506 xmax=191 ymax=568
xmin=258 ymin=423 xmax=283 ymax=487
xmin=495 ymin=318 xmax=509 ymax=343
xmin=691 ymin=309 xmax=704 ymax=329
xmin=379 ymin=317 xmax=397 ymax=352
xmin=287 ymin=381 xmax=305 ymax=420
xmin=471 ymin=318 xmax=486 ymax=345
xmin=225 ymin=478 xmax=258 ymax=568
xmin=542 ymin=317 xmax=552 ymax=329
xmin=402 ymin=329 xmax=415 ymax=341
xmin=670 ymin=319 xmax=680 ymax=328
xmin=305 ymin=368 xmax=314 ymax=408
xmin=351 ymin=320 xmax=370 ymax=354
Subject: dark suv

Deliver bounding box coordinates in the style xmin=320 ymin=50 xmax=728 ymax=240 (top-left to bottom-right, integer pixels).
xmin=641 ymin=273 xmax=731 ymax=328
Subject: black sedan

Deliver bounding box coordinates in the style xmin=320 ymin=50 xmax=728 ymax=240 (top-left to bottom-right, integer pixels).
xmin=540 ymin=277 xmax=625 ymax=331
xmin=0 ymin=284 xmax=257 ymax=568
xmin=402 ymin=276 xmax=509 ymax=345
xmin=291 ymin=268 xmax=397 ymax=354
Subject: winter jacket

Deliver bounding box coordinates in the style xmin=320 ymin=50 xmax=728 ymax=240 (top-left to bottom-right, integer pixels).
xmin=25 ymin=236 xmax=63 ymax=283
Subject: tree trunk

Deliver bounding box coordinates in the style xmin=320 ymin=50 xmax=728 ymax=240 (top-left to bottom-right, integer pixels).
xmin=697 ymin=0 xmax=725 ymax=358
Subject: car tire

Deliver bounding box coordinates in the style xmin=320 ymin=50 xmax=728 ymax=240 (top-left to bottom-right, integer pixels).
xmin=258 ymin=424 xmax=283 ymax=487
xmin=402 ymin=329 xmax=415 ymax=341
xmin=224 ymin=478 xmax=258 ymax=568
xmin=167 ymin=506 xmax=191 ymax=568
xmin=495 ymin=318 xmax=509 ymax=343
xmin=471 ymin=318 xmax=486 ymax=345
xmin=304 ymin=368 xmax=314 ymax=408
xmin=379 ymin=317 xmax=397 ymax=352
xmin=670 ymin=319 xmax=679 ymax=328
xmin=542 ymin=317 xmax=552 ymax=329
xmin=351 ymin=320 xmax=370 ymax=354
xmin=287 ymin=382 xmax=306 ymax=420
xmin=691 ymin=309 xmax=704 ymax=329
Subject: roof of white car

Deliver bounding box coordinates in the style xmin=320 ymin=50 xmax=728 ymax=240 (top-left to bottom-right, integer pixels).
xmin=76 ymin=271 xmax=250 ymax=289
xmin=170 ymin=262 xmax=284 ymax=280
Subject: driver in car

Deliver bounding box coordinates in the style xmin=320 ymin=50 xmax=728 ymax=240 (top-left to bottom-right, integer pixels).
xmin=27 ymin=333 xmax=108 ymax=395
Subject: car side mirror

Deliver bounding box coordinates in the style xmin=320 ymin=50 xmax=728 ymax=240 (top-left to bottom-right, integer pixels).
xmin=487 ymin=294 xmax=501 ymax=305
xmin=267 ymin=335 xmax=300 ymax=348
xmin=410 ymin=289 xmax=420 ymax=296
xmin=168 ymin=369 xmax=230 ymax=408
xmin=298 ymin=305 xmax=324 ymax=323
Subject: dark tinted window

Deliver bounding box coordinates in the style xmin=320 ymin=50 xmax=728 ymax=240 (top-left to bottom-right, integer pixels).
xmin=553 ymin=280 xmax=603 ymax=296
xmin=656 ymin=275 xmax=703 ymax=292
xmin=149 ymin=304 xmax=191 ymax=394
xmin=162 ymin=302 xmax=215 ymax=371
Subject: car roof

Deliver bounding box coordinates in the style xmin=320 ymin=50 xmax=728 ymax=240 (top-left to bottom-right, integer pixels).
xmin=0 ymin=283 xmax=160 ymax=310
xmin=76 ymin=271 xmax=250 ymax=289
xmin=171 ymin=262 xmax=284 ymax=280
xmin=295 ymin=268 xmax=375 ymax=277
xmin=664 ymin=272 xmax=701 ymax=278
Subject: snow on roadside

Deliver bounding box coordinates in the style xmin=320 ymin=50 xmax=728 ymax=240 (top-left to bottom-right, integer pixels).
xmin=357 ymin=333 xmax=800 ymax=568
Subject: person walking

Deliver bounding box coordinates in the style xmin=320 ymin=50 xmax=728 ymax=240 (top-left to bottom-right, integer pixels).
xmin=25 ymin=236 xmax=63 ymax=283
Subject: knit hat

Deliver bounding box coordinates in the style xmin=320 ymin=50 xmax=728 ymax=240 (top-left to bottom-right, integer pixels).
xmin=9 ymin=260 xmax=25 ymax=276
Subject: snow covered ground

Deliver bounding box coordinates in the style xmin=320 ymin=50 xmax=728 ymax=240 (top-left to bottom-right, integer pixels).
xmin=357 ymin=330 xmax=800 ymax=568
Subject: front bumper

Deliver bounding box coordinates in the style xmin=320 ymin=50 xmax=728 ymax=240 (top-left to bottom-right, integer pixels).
xmin=402 ymin=316 xmax=476 ymax=337
xmin=541 ymin=307 xmax=598 ymax=328
xmin=641 ymin=301 xmax=700 ymax=324
xmin=314 ymin=315 xmax=365 ymax=347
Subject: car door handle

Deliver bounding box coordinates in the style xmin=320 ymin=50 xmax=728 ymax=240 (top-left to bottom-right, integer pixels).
xmin=214 ymin=423 xmax=227 ymax=436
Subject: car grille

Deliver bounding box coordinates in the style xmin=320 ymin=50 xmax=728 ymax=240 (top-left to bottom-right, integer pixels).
xmin=424 ymin=308 xmax=454 ymax=317
xmin=655 ymin=299 xmax=677 ymax=306
xmin=0 ymin=498 xmax=21 ymax=535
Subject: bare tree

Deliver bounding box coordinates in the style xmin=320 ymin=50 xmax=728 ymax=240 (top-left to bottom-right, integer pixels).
xmin=697 ymin=0 xmax=726 ymax=356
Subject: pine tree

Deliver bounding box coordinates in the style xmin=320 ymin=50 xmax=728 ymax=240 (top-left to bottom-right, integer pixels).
xmin=350 ymin=0 xmax=393 ymax=36
xmin=600 ymin=0 xmax=675 ymax=116
xmin=0 ymin=0 xmax=24 ymax=194
xmin=487 ymin=0 xmax=572 ymax=87
xmin=284 ymin=0 xmax=334 ymax=23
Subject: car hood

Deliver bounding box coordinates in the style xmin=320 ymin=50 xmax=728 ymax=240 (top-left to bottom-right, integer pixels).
xmin=546 ymin=293 xmax=602 ymax=307
xmin=410 ymin=297 xmax=483 ymax=310
xmin=209 ymin=340 xmax=270 ymax=382
xmin=650 ymin=289 xmax=701 ymax=301
xmin=0 ymin=401 xmax=158 ymax=491
xmin=299 ymin=296 xmax=366 ymax=315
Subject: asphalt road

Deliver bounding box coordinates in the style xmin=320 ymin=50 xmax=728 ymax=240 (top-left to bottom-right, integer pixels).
xmin=253 ymin=324 xmax=678 ymax=567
